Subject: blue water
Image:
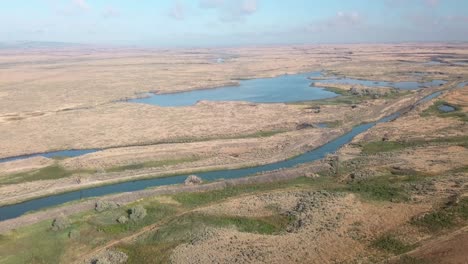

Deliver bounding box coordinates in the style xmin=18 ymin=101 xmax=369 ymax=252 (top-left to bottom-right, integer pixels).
xmin=0 ymin=111 xmax=402 ymax=221
xmin=130 ymin=72 xmax=446 ymax=107
xmin=130 ymin=72 xmax=339 ymax=107
xmin=425 ymin=60 xmax=444 ymax=66
xmin=458 ymin=82 xmax=468 ymax=88
xmin=418 ymin=91 xmax=442 ymax=104
xmin=0 ymin=73 xmax=450 ymax=165
xmin=316 ymin=123 xmax=329 ymax=128
xmin=438 ymin=104 xmax=456 ymax=112
xmin=316 ymin=78 xmax=446 ymax=90
xmin=0 ymin=149 xmax=100 ymax=164
xmin=0 ymin=89 xmax=443 ymax=221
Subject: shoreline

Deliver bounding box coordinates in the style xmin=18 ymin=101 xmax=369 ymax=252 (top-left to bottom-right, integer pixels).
xmin=0 ymin=161 xmax=328 ymax=234
xmin=0 ymin=85 xmax=443 ymax=209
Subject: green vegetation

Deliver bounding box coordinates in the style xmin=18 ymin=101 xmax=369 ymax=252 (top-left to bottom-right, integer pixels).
xmin=292 ymin=89 xmax=410 ymax=106
xmin=0 ymin=176 xmax=329 ymax=263
xmin=242 ymin=129 xmax=288 ymax=138
xmin=345 ymin=175 xmax=423 ymax=202
xmin=421 ymin=100 xmax=467 ymax=122
xmin=173 ymin=176 xmax=336 ymax=207
xmin=129 ymin=205 xmax=147 ymax=221
xmin=140 ymin=129 xmax=289 ymax=146
xmin=106 ymin=157 xmax=200 ymax=173
xmin=372 ymin=234 xmax=415 ymax=254
xmin=411 ymin=197 xmax=468 ymax=232
xmin=320 ymin=120 xmax=343 ymax=128
xmin=119 ymin=212 xmax=292 ymax=263
xmin=321 ymin=87 xmax=348 ymax=95
xmin=95 ymin=202 xmax=177 ymax=235
xmin=0 ymin=165 xmax=96 ymax=185
xmin=361 ymin=141 xmax=408 ymax=154
xmin=0 ymin=171 xmax=452 ymax=263
xmin=361 ymin=135 xmax=468 ymax=155
xmin=0 ymin=199 xmax=178 ymax=264
xmin=296 ymin=95 xmax=364 ymax=105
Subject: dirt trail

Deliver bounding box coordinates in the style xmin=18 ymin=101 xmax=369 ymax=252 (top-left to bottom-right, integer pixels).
xmin=76 ymin=210 xmax=187 ymax=263
xmin=75 ymin=189 xmax=290 ymax=264
xmin=389 ymin=226 xmax=468 ymax=264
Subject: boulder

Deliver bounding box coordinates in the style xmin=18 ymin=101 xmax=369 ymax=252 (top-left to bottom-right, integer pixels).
xmin=185 ymin=175 xmax=203 ymax=185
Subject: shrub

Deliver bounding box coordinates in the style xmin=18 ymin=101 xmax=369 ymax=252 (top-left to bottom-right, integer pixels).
xmin=411 ymin=211 xmax=454 ymax=232
xmin=129 ymin=205 xmax=147 ymax=221
xmin=372 ymin=234 xmax=414 ymax=254
xmin=68 ymin=229 xmax=80 ymax=239
xmin=117 ymin=215 xmax=129 ymax=224
xmin=95 ymin=200 xmax=119 ymax=212
xmin=51 ymin=216 xmax=70 ymax=231
xmin=92 ymin=250 xmax=128 ymax=264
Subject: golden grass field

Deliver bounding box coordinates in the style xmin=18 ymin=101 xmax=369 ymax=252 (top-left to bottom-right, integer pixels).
xmin=0 ymin=43 xmax=467 ymax=264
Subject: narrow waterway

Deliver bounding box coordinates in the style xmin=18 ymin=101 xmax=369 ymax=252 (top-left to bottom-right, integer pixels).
xmin=0 ymin=149 xmax=100 ymax=164
xmin=0 ymin=81 xmax=455 ymax=221
xmin=0 ymin=72 xmax=449 ymax=164
xmin=0 ymin=110 xmax=402 ymax=221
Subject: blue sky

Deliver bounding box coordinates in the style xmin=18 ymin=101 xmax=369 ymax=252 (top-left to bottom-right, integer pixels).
xmin=1 ymin=0 xmax=467 ymax=46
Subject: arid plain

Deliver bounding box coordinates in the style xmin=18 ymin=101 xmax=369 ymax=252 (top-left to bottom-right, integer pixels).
xmin=0 ymin=44 xmax=467 ymax=263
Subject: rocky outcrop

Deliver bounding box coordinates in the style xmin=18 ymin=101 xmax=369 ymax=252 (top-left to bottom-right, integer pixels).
xmin=185 ymin=175 xmax=203 ymax=185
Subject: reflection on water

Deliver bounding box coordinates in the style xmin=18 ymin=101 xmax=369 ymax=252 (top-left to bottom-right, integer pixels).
xmin=438 ymin=104 xmax=456 ymax=112
xmin=316 ymin=77 xmax=445 ymax=91
xmin=130 ymin=72 xmax=338 ymax=107
xmin=0 ymin=91 xmax=443 ymax=221
xmin=131 ymin=72 xmax=446 ymax=107
xmin=0 ymin=149 xmax=100 ymax=164
xmin=0 ymin=113 xmax=392 ymax=221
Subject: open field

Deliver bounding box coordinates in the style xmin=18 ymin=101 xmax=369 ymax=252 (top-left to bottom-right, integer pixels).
xmin=0 ymin=43 xmax=467 ymax=263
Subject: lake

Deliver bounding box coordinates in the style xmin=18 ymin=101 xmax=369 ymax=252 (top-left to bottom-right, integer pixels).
xmin=130 ymin=72 xmax=446 ymax=107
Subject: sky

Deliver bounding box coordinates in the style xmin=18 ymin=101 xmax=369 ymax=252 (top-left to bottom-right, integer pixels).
xmin=1 ymin=0 xmax=467 ymax=47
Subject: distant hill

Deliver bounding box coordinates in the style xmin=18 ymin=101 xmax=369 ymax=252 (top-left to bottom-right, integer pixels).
xmin=0 ymin=41 xmax=85 ymax=49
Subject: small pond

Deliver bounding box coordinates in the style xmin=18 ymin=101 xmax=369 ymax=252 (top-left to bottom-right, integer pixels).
xmin=0 ymin=72 xmax=450 ymax=164
xmin=0 ymin=91 xmax=444 ymax=221
xmin=438 ymin=104 xmax=456 ymax=113
xmin=0 ymin=149 xmax=100 ymax=164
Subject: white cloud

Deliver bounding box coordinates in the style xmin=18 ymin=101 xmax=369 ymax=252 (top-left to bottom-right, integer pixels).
xmin=306 ymin=11 xmax=364 ymax=32
xmin=72 ymin=0 xmax=90 ymax=11
xmin=199 ymin=0 xmax=225 ymax=9
xmin=199 ymin=0 xmax=258 ymax=22
xmin=169 ymin=1 xmax=185 ymax=20
xmin=241 ymin=0 xmax=257 ymax=14
xmin=102 ymin=6 xmax=120 ymax=18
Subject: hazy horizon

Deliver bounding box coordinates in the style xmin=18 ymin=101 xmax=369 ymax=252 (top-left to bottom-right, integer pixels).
xmin=2 ymin=0 xmax=468 ymax=47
